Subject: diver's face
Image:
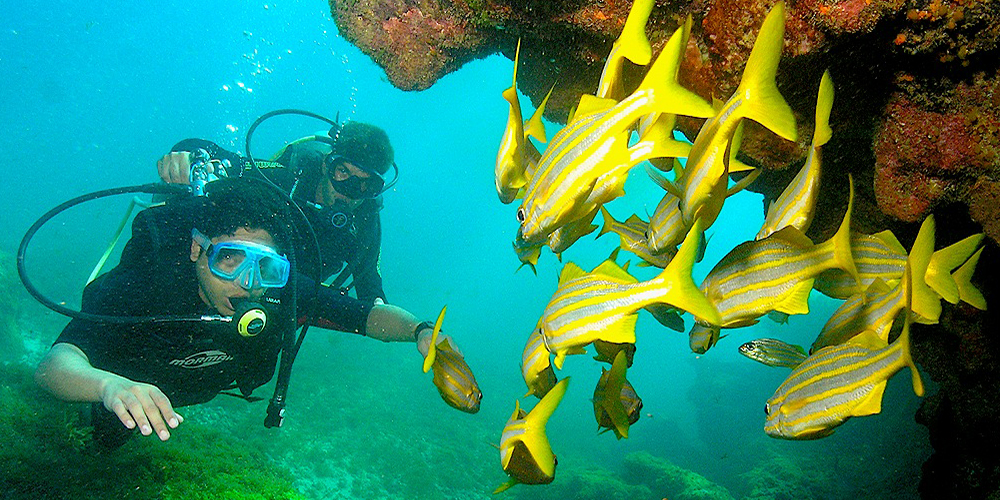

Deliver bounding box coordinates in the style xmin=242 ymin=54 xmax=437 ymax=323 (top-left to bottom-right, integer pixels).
xmin=317 ymin=158 xmax=371 ymax=207
xmin=191 ymin=227 xmax=276 ymax=316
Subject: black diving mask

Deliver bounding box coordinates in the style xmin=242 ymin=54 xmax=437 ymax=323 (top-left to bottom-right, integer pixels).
xmin=324 ymin=154 xmax=385 ymax=200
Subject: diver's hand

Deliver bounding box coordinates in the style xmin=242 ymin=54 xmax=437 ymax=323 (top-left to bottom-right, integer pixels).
xmin=416 ymin=328 xmax=463 ymax=358
xmin=99 ymin=376 xmax=184 ymax=441
xmin=157 ymin=151 xmax=210 ymax=185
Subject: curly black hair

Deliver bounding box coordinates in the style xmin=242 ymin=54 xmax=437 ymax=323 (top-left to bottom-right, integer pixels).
xmin=198 ymin=178 xmax=294 ymax=254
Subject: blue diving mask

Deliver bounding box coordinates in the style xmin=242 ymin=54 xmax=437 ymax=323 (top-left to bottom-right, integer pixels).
xmin=192 ymin=229 xmax=290 ymax=289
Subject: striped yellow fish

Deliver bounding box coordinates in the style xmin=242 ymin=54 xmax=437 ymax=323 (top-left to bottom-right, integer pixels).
xmin=512 ymin=235 xmax=543 ymax=274
xmin=540 ymin=219 xmax=720 ymax=369
xmin=757 ymin=70 xmax=833 ymax=240
xmin=677 ymin=1 xmax=797 ymax=229
xmin=593 ymin=351 xmax=642 ymax=439
xmin=810 ymin=279 xmax=902 ymax=354
xmin=815 ymin=229 xmax=983 ymax=302
xmin=696 ymin=177 xmax=857 ymax=328
xmin=495 ymin=378 xmax=570 ymax=493
xmin=597 ymin=207 xmax=674 ymax=268
xmin=516 ymin=18 xmax=714 ymax=243
xmin=495 ymin=39 xmax=551 ymax=204
xmin=422 ymin=306 xmax=483 ymax=413
xmin=594 ymin=0 xmax=654 ymax=100
xmin=764 ymin=264 xmax=924 ymax=440
xmin=522 ymin=325 xmax=558 ymax=399
xmin=646 ymin=163 xmax=757 ymax=255
xmin=814 ymin=231 xmax=907 ymax=299
xmin=739 ymin=338 xmax=808 ymax=369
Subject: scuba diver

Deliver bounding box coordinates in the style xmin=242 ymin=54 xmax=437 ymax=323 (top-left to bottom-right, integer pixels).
xmin=31 ymin=178 xmax=464 ymax=449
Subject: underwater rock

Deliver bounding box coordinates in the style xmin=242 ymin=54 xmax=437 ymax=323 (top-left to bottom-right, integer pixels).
xmin=623 ymin=451 xmax=735 ymax=500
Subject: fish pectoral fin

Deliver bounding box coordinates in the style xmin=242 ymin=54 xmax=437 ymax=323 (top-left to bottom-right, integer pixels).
xmin=851 ymin=381 xmax=887 ymax=417
xmin=773 ymin=279 xmax=814 ymax=316
xmin=493 ymin=477 xmax=520 ymax=494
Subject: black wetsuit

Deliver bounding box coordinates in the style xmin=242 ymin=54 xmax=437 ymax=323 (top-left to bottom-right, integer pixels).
xmin=55 ymin=196 xmax=372 ymax=447
xmin=171 ymin=139 xmax=387 ymax=303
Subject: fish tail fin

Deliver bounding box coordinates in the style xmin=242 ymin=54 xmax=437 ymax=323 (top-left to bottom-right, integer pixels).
xmin=493 ymin=477 xmax=519 ymax=495
xmin=524 ymin=83 xmax=555 ymax=144
xmin=639 ymin=17 xmax=714 ymax=119
xmin=813 ymin=70 xmax=834 ymax=147
xmin=829 ymin=175 xmax=858 ymax=287
xmin=422 ymin=305 xmax=448 ymax=373
xmin=618 ymin=0 xmax=655 ymax=65
xmin=954 ymin=247 xmax=987 ymax=310
xmin=900 ymin=260 xmax=925 ymax=397
xmin=527 ymin=377 xmax=570 ymax=429
xmin=926 ymin=233 xmax=984 ymax=304
xmin=652 ymin=218 xmax=720 ymax=325
xmin=909 ymin=215 xmax=942 ymax=322
xmin=733 ymin=1 xmax=798 ymax=142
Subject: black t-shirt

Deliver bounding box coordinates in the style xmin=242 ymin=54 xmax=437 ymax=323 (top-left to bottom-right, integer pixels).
xmin=55 ymin=197 xmax=373 ymax=407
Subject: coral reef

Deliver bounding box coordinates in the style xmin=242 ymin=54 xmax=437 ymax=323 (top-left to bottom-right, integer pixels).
xmin=623 ymin=451 xmax=735 ymax=500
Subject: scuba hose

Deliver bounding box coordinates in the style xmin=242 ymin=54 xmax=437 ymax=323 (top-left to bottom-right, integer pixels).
xmin=17 ymin=108 xmax=344 ymax=429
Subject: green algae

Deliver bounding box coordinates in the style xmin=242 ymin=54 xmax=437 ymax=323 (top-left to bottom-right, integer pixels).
xmin=0 ymin=364 xmax=305 ymax=500
xmin=0 ymin=251 xmax=23 ymax=358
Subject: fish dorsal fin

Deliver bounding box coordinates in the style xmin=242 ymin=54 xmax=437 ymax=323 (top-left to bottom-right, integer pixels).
xmin=872 ymin=230 xmax=908 ymax=255
xmin=774 ymin=279 xmax=813 ymax=315
xmin=851 ymin=380 xmax=887 ymax=417
xmin=593 ymin=260 xmax=638 ymax=283
xmin=770 ymin=225 xmax=814 ymax=248
xmin=848 ymin=329 xmax=888 ymax=350
xmin=421 ymin=305 xmax=448 ymax=373
xmin=574 ymin=94 xmax=617 ymax=121
xmin=557 ymin=262 xmax=588 ymax=285
xmin=865 ymin=278 xmax=892 ymax=297
xmin=524 ymin=83 xmax=555 ymax=144
xmin=624 ymin=214 xmax=647 ymax=228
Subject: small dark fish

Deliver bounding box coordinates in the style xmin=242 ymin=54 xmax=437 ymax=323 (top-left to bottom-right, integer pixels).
xmin=593 ymin=351 xmax=642 ymax=439
xmin=592 ymin=340 xmax=636 ymax=367
xmin=738 ymin=338 xmax=807 ymax=369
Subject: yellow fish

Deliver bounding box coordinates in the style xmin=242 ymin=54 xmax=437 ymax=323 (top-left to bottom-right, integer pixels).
xmin=517 ymin=18 xmax=714 ymax=243
xmin=522 ymin=324 xmax=558 ymax=399
xmin=814 ymin=231 xmax=908 ymax=299
xmin=595 ymin=0 xmax=654 ymax=100
xmin=547 ymin=208 xmax=600 ymax=257
xmin=597 ymin=207 xmax=674 ymax=268
xmin=953 ymin=247 xmax=986 ymax=310
xmin=757 ymin=70 xmax=833 ymax=240
xmin=677 ymin=1 xmax=797 ymax=229
xmin=696 ymin=177 xmax=857 ymax=328
xmin=765 ymin=263 xmax=924 ymax=440
xmin=495 ymin=39 xmax=551 ymax=204
xmin=593 ymin=351 xmax=642 ymax=439
xmin=422 ymin=306 xmax=483 ymax=413
xmin=495 ymin=378 xmax=570 ymax=493
xmin=540 ymin=219 xmax=720 ymax=369
xmin=811 ymin=278 xmax=902 ymax=353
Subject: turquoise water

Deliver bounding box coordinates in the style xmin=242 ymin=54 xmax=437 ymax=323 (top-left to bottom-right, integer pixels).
xmin=0 ymin=1 xmax=929 ymax=498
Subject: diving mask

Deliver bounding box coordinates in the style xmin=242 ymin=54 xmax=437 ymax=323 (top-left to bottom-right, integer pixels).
xmin=193 ymin=229 xmax=290 ymax=289
xmin=323 ymin=154 xmax=393 ymax=200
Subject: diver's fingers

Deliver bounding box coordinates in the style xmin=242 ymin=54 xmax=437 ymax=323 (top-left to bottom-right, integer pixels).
xmin=107 ymin=397 xmax=136 ymax=430
xmin=117 ymin=390 xmax=154 ymax=437
xmin=137 ymin=388 xmax=174 ymax=441
xmin=149 ymin=390 xmax=181 ymax=431
xmin=157 ymin=152 xmax=192 ymax=184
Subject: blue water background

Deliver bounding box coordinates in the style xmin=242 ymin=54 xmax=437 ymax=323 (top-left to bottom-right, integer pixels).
xmin=1 ymin=1 xmax=930 ymax=498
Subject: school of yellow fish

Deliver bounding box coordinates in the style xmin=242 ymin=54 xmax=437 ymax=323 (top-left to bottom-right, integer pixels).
xmin=488 ymin=0 xmax=989 ymax=492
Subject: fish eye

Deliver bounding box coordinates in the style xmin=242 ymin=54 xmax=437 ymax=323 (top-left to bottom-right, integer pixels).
xmin=516 ymin=209 xmax=525 ymax=223
xmin=764 ymin=403 xmax=771 ymax=416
